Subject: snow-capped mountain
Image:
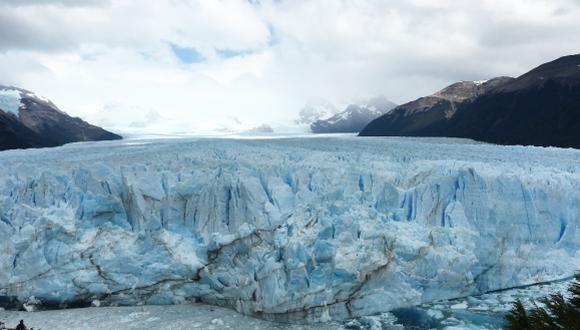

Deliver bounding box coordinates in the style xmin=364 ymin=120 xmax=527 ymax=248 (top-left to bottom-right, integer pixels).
xmin=1 ymin=136 xmax=577 ymax=321
xmin=310 ymin=95 xmax=397 ymax=133
xmin=295 ymin=99 xmax=341 ymax=126
xmin=241 ymin=124 xmax=274 ymax=135
xmin=360 ymin=54 xmax=580 ymax=148
xmin=0 ymin=85 xmax=121 ymax=151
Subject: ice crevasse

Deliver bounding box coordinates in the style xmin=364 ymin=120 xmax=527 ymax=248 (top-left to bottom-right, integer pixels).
xmin=0 ymin=136 xmax=578 ymax=322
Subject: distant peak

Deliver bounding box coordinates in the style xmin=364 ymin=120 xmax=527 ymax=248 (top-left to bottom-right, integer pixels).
xmin=434 ymin=76 xmax=515 ymax=101
xmin=434 ymin=81 xmax=481 ymax=101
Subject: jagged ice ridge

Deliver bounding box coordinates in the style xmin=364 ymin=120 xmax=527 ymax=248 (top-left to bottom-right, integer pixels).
xmin=0 ymin=136 xmax=578 ymax=322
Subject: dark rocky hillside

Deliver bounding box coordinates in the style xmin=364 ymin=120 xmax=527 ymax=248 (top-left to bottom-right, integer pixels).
xmin=0 ymin=85 xmax=121 ymax=151
xmin=360 ymin=55 xmax=580 ymax=149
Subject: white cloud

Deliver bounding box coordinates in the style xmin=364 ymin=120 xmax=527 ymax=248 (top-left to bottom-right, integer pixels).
xmin=0 ymin=0 xmax=579 ymax=133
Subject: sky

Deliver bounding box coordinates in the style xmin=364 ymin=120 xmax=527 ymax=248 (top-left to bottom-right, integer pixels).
xmin=1 ymin=0 xmax=580 ymax=133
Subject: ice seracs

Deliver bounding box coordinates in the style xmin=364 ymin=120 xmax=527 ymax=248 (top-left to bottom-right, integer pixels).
xmin=0 ymin=136 xmax=578 ymax=322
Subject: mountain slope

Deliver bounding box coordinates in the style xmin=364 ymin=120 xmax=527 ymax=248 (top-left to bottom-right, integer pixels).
xmin=445 ymin=55 xmax=580 ymax=148
xmin=360 ymin=54 xmax=580 ymax=149
xmin=0 ymin=85 xmax=122 ymax=151
xmin=359 ymin=77 xmax=514 ymax=137
xmin=311 ymin=95 xmax=397 ymax=133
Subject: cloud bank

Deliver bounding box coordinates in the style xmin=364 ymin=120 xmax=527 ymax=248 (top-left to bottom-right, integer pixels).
xmin=1 ymin=0 xmax=579 ymax=133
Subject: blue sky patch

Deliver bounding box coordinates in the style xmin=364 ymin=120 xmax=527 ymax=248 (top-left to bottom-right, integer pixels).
xmin=170 ymin=43 xmax=205 ymax=64
xmin=216 ymin=48 xmax=253 ymax=59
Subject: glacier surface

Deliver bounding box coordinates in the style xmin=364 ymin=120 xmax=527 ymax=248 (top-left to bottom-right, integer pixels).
xmin=0 ymin=136 xmax=579 ymax=322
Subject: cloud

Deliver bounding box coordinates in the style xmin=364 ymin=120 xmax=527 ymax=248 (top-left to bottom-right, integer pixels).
xmin=0 ymin=0 xmax=579 ymax=133
xmin=0 ymin=8 xmax=77 ymax=51
xmin=0 ymin=0 xmax=108 ymax=7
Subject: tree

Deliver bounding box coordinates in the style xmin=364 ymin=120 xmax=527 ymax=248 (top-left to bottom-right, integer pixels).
xmin=504 ymin=276 xmax=580 ymax=330
xmin=505 ymin=299 xmax=530 ymax=330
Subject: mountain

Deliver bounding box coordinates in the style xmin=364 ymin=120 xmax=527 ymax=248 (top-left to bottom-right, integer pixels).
xmin=360 ymin=54 xmax=580 ymax=149
xmin=0 ymin=85 xmax=121 ymax=151
xmin=310 ymin=95 xmax=397 ymax=133
xmin=242 ymin=124 xmax=274 ymax=135
xmin=359 ymin=78 xmax=514 ymax=136
xmin=295 ymin=99 xmax=340 ymax=126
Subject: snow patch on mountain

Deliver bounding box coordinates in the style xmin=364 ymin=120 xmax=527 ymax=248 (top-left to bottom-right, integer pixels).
xmin=24 ymin=91 xmax=51 ymax=104
xmin=0 ymin=86 xmax=60 ymax=115
xmin=0 ymin=88 xmax=23 ymax=115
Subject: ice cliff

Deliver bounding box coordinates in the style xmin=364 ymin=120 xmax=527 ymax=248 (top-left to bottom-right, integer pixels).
xmin=0 ymin=137 xmax=579 ymax=322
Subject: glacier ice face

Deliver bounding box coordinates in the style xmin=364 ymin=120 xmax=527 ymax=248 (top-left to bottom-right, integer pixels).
xmin=0 ymin=88 xmax=22 ymax=115
xmin=0 ymin=136 xmax=579 ymax=322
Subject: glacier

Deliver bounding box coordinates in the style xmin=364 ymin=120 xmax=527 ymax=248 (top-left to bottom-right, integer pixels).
xmin=0 ymin=88 xmax=22 ymax=115
xmin=0 ymin=136 xmax=579 ymax=322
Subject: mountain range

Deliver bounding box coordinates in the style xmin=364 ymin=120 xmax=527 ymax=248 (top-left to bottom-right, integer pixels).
xmin=297 ymin=95 xmax=398 ymax=133
xmin=3 ymin=54 xmax=579 ymax=150
xmin=0 ymin=85 xmax=121 ymax=151
xmin=295 ymin=99 xmax=341 ymax=126
xmin=360 ymin=54 xmax=580 ymax=149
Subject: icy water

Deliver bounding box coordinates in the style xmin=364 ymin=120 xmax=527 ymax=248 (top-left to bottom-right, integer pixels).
xmin=346 ymin=277 xmax=574 ymax=329
xmin=0 ymin=278 xmax=574 ymax=330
